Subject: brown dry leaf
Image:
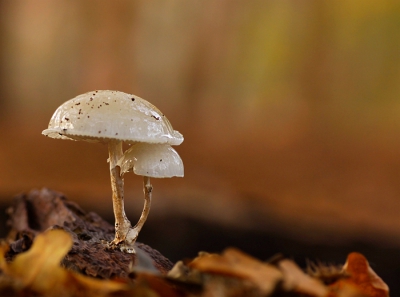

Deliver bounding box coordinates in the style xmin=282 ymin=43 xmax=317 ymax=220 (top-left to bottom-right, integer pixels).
xmin=135 ymin=273 xmax=184 ymax=297
xmin=71 ymin=272 xmax=130 ymax=295
xmin=189 ymin=247 xmax=282 ymax=295
xmin=0 ymin=242 xmax=8 ymax=270
xmin=330 ymin=252 xmax=389 ymax=297
xmin=0 ymin=229 xmax=128 ymax=296
xmin=278 ymin=259 xmax=328 ymax=297
xmin=6 ymin=229 xmax=72 ymax=292
xmin=327 ymin=282 xmax=367 ymax=297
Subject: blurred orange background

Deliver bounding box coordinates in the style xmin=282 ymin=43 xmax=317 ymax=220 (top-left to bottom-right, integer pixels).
xmin=1 ymin=0 xmax=400 ymax=257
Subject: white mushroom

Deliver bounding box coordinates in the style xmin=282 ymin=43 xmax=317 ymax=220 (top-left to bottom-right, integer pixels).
xmin=117 ymin=143 xmax=183 ymax=247
xmin=118 ymin=143 xmax=184 ymax=178
xmin=42 ymin=90 xmax=183 ymax=253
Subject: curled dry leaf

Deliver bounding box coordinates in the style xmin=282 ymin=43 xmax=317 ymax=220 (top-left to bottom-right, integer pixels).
xmin=330 ymin=252 xmax=389 ymax=297
xmin=168 ymin=260 xmax=204 ymax=285
xmin=278 ymin=259 xmax=328 ymax=297
xmin=0 ymin=229 xmax=128 ymax=296
xmin=328 ymin=283 xmax=367 ymax=297
xmin=135 ymin=273 xmax=184 ymax=297
xmin=168 ymin=260 xmax=190 ymax=280
xmin=188 ymin=247 xmax=282 ymax=295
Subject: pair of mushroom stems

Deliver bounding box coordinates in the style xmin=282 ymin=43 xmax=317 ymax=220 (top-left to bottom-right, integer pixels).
xmin=108 ymin=140 xmax=152 ymax=251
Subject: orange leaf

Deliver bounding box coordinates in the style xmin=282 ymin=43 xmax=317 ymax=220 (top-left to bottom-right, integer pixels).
xmin=331 ymin=252 xmax=389 ymax=297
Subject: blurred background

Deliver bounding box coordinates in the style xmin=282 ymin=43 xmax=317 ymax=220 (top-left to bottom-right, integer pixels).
xmin=1 ymin=0 xmax=400 ymax=291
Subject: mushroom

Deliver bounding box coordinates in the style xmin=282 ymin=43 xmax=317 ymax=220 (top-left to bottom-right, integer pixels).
xmin=117 ymin=143 xmax=183 ymax=248
xmin=42 ymin=90 xmax=183 ymax=253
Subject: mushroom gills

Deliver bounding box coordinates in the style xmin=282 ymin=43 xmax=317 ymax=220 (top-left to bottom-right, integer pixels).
xmin=117 ymin=143 xmax=184 ymax=178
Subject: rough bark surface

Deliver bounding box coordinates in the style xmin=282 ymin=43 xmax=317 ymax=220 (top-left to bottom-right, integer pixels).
xmin=5 ymin=188 xmax=173 ymax=278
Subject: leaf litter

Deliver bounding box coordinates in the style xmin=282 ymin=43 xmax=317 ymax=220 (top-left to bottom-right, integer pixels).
xmin=0 ymin=229 xmax=390 ymax=297
xmin=0 ymin=189 xmax=390 ymax=297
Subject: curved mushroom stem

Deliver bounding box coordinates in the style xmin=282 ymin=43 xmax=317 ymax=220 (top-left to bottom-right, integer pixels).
xmin=108 ymin=140 xmax=132 ymax=246
xmin=125 ymin=176 xmax=152 ymax=247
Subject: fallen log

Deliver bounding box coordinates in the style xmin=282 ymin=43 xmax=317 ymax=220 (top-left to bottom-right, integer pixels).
xmin=5 ymin=188 xmax=173 ymax=279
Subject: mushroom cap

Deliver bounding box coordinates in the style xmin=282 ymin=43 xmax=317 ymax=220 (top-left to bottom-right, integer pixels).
xmin=42 ymin=90 xmax=183 ymax=145
xmin=117 ymin=143 xmax=184 ymax=178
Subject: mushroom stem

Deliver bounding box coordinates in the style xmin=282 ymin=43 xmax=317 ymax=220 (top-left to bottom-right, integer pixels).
xmin=125 ymin=176 xmax=152 ymax=246
xmin=136 ymin=176 xmax=152 ymax=231
xmin=108 ymin=140 xmax=131 ymax=245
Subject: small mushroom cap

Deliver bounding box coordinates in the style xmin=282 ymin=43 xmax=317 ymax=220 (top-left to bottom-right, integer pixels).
xmin=42 ymin=90 xmax=183 ymax=145
xmin=117 ymin=143 xmax=184 ymax=178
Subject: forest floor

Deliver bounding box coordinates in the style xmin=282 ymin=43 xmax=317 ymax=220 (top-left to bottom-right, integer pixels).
xmin=0 ymin=188 xmax=392 ymax=297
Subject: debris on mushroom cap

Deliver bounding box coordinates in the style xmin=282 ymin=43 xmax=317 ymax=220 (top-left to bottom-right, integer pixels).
xmin=117 ymin=143 xmax=184 ymax=178
xmin=42 ymin=90 xmax=183 ymax=145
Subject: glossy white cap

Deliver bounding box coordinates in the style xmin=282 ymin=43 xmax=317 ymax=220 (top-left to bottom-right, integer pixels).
xmin=42 ymin=90 xmax=183 ymax=145
xmin=117 ymin=143 xmax=184 ymax=178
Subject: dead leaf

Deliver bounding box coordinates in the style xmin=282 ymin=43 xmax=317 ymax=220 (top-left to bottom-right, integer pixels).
xmin=1 ymin=229 xmax=128 ymax=296
xmin=7 ymin=228 xmax=72 ymax=292
xmin=278 ymin=259 xmax=328 ymax=296
xmin=328 ymin=282 xmax=367 ymax=297
xmin=168 ymin=260 xmax=204 ymax=286
xmin=189 ymin=247 xmax=282 ymax=295
xmin=0 ymin=242 xmax=8 ymax=270
xmin=135 ymin=273 xmax=183 ymax=297
xmin=330 ymin=252 xmax=389 ymax=297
